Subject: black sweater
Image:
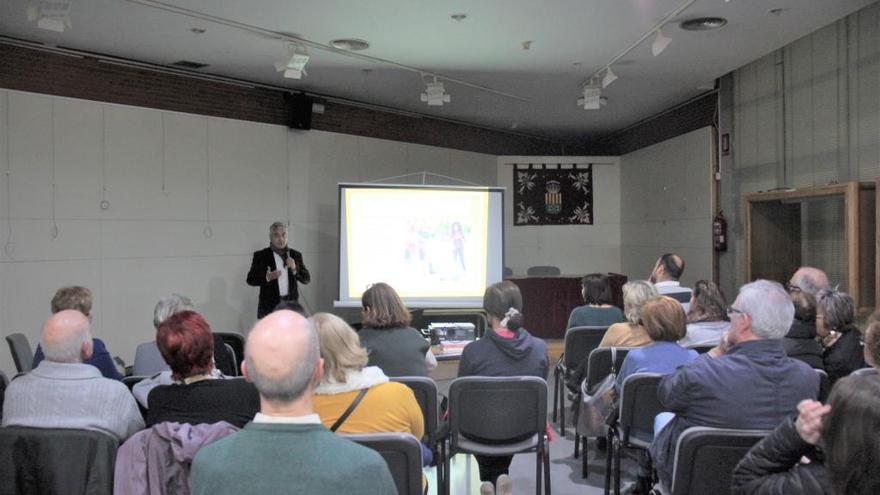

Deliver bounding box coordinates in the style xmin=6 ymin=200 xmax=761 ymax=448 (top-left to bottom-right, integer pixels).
xmin=457 ymin=327 xmax=548 ymax=379
xmin=147 ymin=378 xmax=260 ymax=428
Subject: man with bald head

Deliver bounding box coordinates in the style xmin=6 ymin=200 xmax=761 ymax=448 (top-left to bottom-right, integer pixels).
xmin=191 ymin=310 xmax=395 ymax=495
xmin=2 ymin=310 xmax=143 ymax=441
xmin=650 ymin=253 xmax=693 ymax=312
xmin=789 ymin=266 xmax=830 ymax=295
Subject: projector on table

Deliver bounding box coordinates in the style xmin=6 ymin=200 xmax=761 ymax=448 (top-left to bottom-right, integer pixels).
xmin=426 ymin=322 xmax=476 ymax=342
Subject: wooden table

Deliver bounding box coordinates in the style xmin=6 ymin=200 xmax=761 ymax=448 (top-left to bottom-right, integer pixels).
xmin=509 ymin=273 xmax=626 ymax=339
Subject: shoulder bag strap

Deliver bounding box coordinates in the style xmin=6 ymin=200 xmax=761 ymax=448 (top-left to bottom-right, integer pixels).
xmin=610 ymin=347 xmax=618 ymax=374
xmin=330 ymin=388 xmax=369 ymax=432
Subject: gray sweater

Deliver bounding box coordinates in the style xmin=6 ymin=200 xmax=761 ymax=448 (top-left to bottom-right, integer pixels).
xmin=2 ymin=361 xmax=144 ymax=441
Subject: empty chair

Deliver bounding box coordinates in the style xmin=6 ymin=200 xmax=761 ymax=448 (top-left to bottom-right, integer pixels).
xmin=552 ymin=325 xmax=607 ymax=435
xmin=214 ymin=332 xmax=245 ymax=374
xmin=345 ymin=432 xmax=424 ymax=495
xmin=503 ymin=266 xmax=514 ymax=277
xmin=445 ymin=376 xmax=550 ymax=495
xmin=605 ymin=373 xmax=664 ymax=495
xmin=665 ymin=427 xmax=769 ymax=495
xmin=0 ymin=426 xmax=118 ymax=495
xmin=6 ymin=333 xmax=34 ymax=373
xmin=527 ymin=265 xmax=561 ymax=277
xmin=574 ymin=346 xmax=631 ymax=472
xmin=391 ymin=376 xmax=446 ymax=485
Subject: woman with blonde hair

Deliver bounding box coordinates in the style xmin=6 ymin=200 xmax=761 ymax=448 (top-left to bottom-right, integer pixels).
xmin=599 ymin=280 xmax=658 ymax=347
xmin=311 ymin=313 xmax=424 ymax=441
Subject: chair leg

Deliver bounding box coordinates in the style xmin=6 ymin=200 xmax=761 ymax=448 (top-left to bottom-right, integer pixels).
xmin=573 ymin=434 xmax=580 ymax=458
xmin=560 ymin=381 xmax=566 ymax=436
xmin=544 ymin=436 xmax=552 ymax=495
xmin=535 ymin=443 xmax=542 ymax=495
xmin=603 ymin=430 xmax=613 ymax=495
xmin=614 ymin=438 xmax=621 ymax=495
xmin=443 ymin=449 xmax=451 ymax=495
xmin=552 ymin=369 xmax=559 ymax=423
xmin=582 ymin=435 xmax=589 ymax=479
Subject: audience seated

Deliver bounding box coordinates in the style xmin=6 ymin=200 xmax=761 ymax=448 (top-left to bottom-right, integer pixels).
xmin=783 ymin=288 xmax=824 ymax=369
xmin=2 ymin=310 xmax=143 ymax=441
xmin=311 ymin=312 xmax=424 ymax=439
xmin=816 ymin=289 xmax=866 ymax=384
xmin=457 ymin=280 xmax=549 ymax=495
xmin=145 ymin=311 xmax=259 ymax=428
xmin=679 ymin=280 xmax=729 ymax=347
xmin=865 ymin=321 xmax=880 ymax=372
xmin=617 ymin=295 xmax=699 ymax=493
xmin=732 ymin=374 xmax=880 ymax=495
xmin=566 ymin=273 xmax=625 ymax=329
xmin=599 ymin=280 xmax=658 ymax=347
xmin=357 ymin=282 xmax=434 ymax=377
xmin=788 ymin=266 xmax=830 ymax=296
xmin=132 ymin=295 xmax=230 ymax=408
xmin=649 ymin=280 xmax=819 ymax=489
xmin=190 ymin=310 xmax=396 ymax=495
xmin=649 ymin=253 xmax=692 ymax=311
xmin=32 ymin=286 xmax=122 ymax=380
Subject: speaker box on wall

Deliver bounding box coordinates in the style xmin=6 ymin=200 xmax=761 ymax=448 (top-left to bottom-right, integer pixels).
xmin=286 ymin=93 xmax=313 ymax=130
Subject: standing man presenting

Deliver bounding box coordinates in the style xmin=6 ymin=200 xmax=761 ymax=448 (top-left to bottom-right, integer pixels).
xmin=247 ymin=221 xmax=310 ymax=319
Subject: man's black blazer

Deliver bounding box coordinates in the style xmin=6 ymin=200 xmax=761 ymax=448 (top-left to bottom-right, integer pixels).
xmin=246 ymin=246 xmax=310 ymax=318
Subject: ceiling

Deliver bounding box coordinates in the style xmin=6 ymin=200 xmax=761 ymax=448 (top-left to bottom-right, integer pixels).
xmin=1 ymin=0 xmax=875 ymax=143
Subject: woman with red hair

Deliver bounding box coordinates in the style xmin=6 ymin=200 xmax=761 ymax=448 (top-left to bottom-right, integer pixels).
xmin=146 ymin=311 xmax=259 ymax=428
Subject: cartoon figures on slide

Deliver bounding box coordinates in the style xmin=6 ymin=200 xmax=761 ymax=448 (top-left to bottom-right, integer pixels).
xmin=402 ymin=219 xmax=469 ymax=278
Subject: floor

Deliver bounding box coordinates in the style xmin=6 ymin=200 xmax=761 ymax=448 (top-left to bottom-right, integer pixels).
xmin=427 ymin=371 xmax=638 ymax=495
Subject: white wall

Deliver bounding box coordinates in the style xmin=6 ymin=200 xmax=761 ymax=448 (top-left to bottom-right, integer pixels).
xmin=497 ymin=156 xmax=621 ymax=277
xmin=619 ymin=127 xmax=714 ymax=288
xmin=0 ymin=89 xmax=498 ymax=377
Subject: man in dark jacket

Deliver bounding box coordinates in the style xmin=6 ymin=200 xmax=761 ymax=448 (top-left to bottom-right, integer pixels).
xmin=246 ymin=221 xmax=310 ymax=319
xmin=649 ymin=280 xmax=819 ymax=489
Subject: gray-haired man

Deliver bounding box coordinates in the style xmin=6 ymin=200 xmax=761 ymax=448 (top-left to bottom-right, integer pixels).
xmin=191 ymin=310 xmax=395 ymax=495
xmin=246 ymin=222 xmax=310 ymax=319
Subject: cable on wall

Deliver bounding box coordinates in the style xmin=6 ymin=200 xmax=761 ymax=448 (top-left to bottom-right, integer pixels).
xmin=50 ymin=99 xmax=58 ymax=239
xmin=4 ymin=91 xmax=14 ymax=257
xmin=203 ymin=117 xmax=212 ymax=238
xmin=161 ymin=112 xmax=168 ymax=195
xmin=100 ymin=106 xmax=110 ymax=210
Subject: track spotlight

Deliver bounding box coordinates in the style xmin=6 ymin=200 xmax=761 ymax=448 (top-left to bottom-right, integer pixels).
xmin=601 ymin=67 xmax=618 ymax=89
xmin=652 ymin=28 xmax=672 ymax=56
xmin=26 ymin=1 xmax=72 ymax=32
xmin=577 ymin=82 xmax=602 ymax=110
xmin=275 ymin=43 xmax=309 ymax=79
xmin=420 ymin=76 xmax=451 ymax=106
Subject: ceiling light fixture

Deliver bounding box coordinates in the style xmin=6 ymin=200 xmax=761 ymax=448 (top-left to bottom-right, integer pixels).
xmin=651 ymin=28 xmax=672 ymax=56
xmin=601 ymin=67 xmax=618 ymax=88
xmin=577 ymin=80 xmax=602 ymax=110
xmin=275 ymin=43 xmax=309 ymax=79
xmin=420 ymin=76 xmax=451 ymax=106
xmin=679 ymin=17 xmax=728 ymax=31
xmin=26 ymin=0 xmax=72 ymax=32
xmin=329 ymin=38 xmax=370 ymax=51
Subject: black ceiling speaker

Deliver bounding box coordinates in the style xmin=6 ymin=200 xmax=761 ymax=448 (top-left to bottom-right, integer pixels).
xmin=286 ymin=93 xmax=313 ymax=130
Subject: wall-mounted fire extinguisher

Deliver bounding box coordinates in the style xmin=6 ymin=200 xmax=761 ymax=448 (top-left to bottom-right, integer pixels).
xmin=713 ymin=211 xmax=727 ymax=252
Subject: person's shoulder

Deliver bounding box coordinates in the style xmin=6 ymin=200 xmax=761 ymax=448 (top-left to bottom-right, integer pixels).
xmin=372 ymin=380 xmax=414 ymax=399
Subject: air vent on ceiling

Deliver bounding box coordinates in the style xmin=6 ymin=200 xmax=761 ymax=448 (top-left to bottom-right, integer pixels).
xmin=170 ymin=60 xmax=209 ymax=69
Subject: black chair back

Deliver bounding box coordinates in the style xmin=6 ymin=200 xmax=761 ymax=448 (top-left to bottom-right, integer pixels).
xmin=815 ymin=368 xmax=830 ymax=403
xmin=214 ymin=332 xmax=244 ymax=375
xmin=345 ymin=432 xmax=423 ymax=495
xmin=6 ymin=333 xmax=34 ymax=373
xmin=448 ymin=376 xmax=547 ymax=445
xmin=687 ymin=344 xmax=715 ymax=355
xmin=585 ymin=347 xmax=632 ymax=394
xmin=618 ymin=373 xmax=663 ymax=442
xmin=122 ymin=375 xmax=149 ymax=391
xmin=0 ymin=426 xmax=118 ymax=495
xmin=391 ymin=376 xmax=438 ymax=443
xmin=0 ymin=370 xmax=7 ymax=422
xmin=563 ymin=326 xmax=607 ymax=371
xmin=670 ymin=427 xmax=769 ymax=495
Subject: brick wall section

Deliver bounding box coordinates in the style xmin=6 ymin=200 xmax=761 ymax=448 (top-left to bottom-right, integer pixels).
xmin=0 ymin=43 xmax=601 ymax=156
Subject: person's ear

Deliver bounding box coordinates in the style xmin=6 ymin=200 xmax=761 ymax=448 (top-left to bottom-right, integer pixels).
xmin=241 ymin=360 xmax=250 ymax=382
xmin=312 ymin=357 xmax=324 ymax=385
xmin=81 ymin=339 xmax=93 ymax=360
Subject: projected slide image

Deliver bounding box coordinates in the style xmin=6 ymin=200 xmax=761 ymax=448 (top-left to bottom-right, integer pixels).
xmin=345 ymin=188 xmax=489 ymax=298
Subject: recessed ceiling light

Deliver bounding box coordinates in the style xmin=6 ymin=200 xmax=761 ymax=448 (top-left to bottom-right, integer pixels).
xmin=769 ymin=8 xmax=786 ymax=16
xmin=330 ymin=38 xmax=370 ymax=51
xmin=450 ymin=13 xmax=467 ymax=22
xmin=190 ymin=27 xmax=206 ymax=34
xmin=679 ymin=17 xmax=728 ymax=31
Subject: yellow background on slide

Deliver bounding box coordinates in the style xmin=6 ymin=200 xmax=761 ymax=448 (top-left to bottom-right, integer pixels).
xmin=345 ymin=188 xmax=489 ymax=298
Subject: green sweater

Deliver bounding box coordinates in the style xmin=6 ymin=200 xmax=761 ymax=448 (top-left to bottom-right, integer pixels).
xmin=191 ymin=422 xmax=396 ymax=495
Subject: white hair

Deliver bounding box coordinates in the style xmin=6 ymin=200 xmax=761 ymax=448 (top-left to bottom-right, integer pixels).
xmin=737 ymin=279 xmax=794 ymax=340
xmin=153 ymin=294 xmax=195 ymax=328
xmin=42 ymin=323 xmax=91 ymax=363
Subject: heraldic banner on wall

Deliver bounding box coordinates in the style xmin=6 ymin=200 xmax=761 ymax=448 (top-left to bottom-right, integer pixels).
xmin=513 ymin=164 xmax=594 ymax=226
